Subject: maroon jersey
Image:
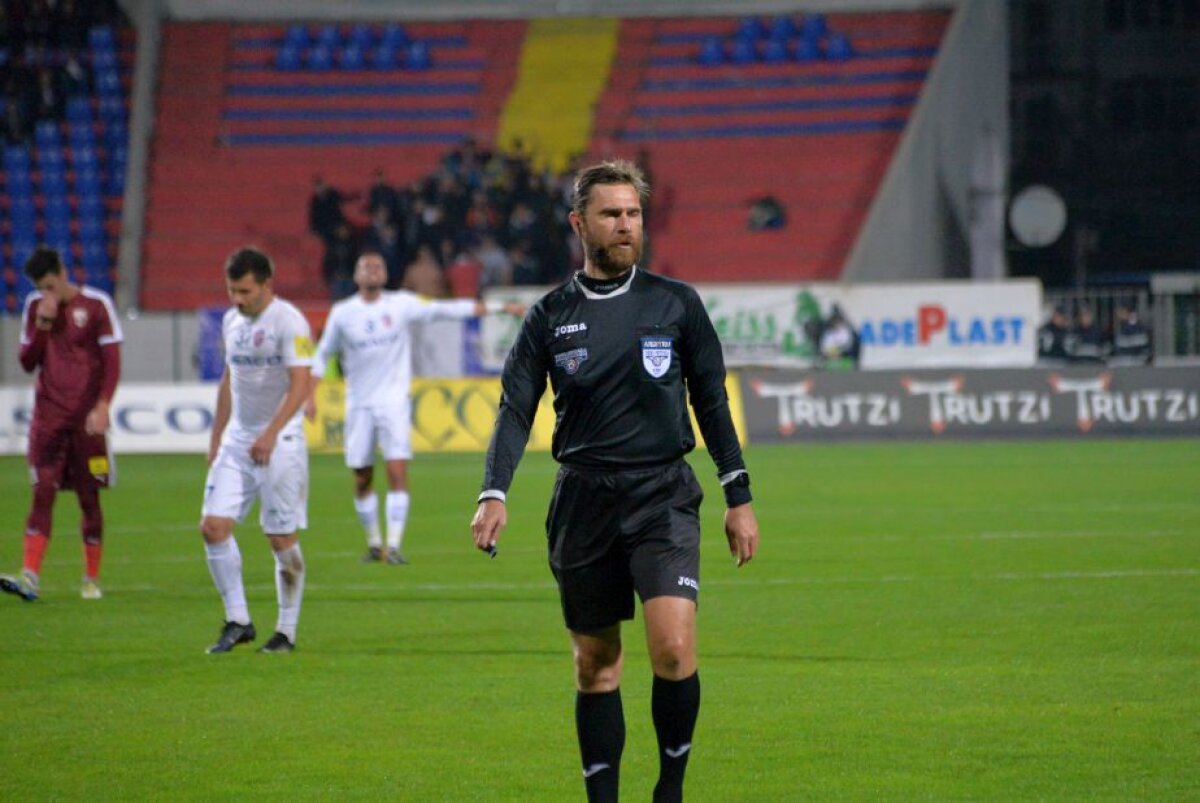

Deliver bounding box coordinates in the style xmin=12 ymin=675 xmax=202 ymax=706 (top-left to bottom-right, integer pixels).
xmin=20 ymin=286 xmax=123 ymax=427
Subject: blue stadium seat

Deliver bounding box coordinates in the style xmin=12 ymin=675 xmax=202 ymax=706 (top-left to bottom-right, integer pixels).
xmin=728 ymin=38 xmax=758 ymax=65
xmin=107 ymin=166 xmax=126 ymax=196
xmin=88 ymin=25 xmax=116 ymax=52
xmin=275 ymin=43 xmax=302 ymax=71
xmin=405 ymin=41 xmax=431 ymax=70
xmin=338 ymin=43 xmax=366 ymax=70
xmin=96 ymin=67 xmax=122 ymax=97
xmin=314 ymin=24 xmax=341 ymax=49
xmin=736 ymin=17 xmax=766 ymax=41
xmin=371 ymin=44 xmax=398 ymax=70
xmin=38 ymin=166 xmax=69 ymax=196
xmin=90 ymin=47 xmax=118 ymax=71
xmin=380 ymin=23 xmax=409 ymax=48
xmin=78 ymin=194 xmax=105 ymax=219
xmin=98 ymin=96 xmax=126 ymax=124
xmin=800 ymin=14 xmax=828 ymax=44
xmin=824 ymin=32 xmax=854 ymax=61
xmin=105 ymin=118 xmax=128 ymax=147
xmin=283 ymin=23 xmax=309 ymax=49
xmin=697 ymin=36 xmax=724 ymax=66
xmin=45 ymin=230 xmax=73 ymax=259
xmin=34 ymin=120 xmax=61 ymax=148
xmin=80 ymin=216 xmax=107 ymax=243
xmin=794 ymin=37 xmax=820 ymax=63
xmin=306 ymin=44 xmax=334 ymax=71
xmin=44 ymin=194 xmax=72 ymax=223
xmin=71 ymin=145 xmax=99 ymax=170
xmin=69 ymin=120 xmax=96 ymax=146
xmin=74 ymin=166 xmax=103 ymax=195
xmin=3 ymin=144 xmax=31 ymax=171
xmin=37 ymin=145 xmax=66 ymax=172
xmin=770 ymin=16 xmax=799 ymax=40
xmin=97 ymin=96 xmax=125 ymax=124
xmin=762 ymin=37 xmax=789 ymax=64
xmin=82 ymin=241 xmax=110 ymax=272
xmin=347 ymin=23 xmax=374 ymax=48
xmin=67 ymin=96 xmax=93 ymax=124
xmin=5 ymin=163 xmax=33 ymax=193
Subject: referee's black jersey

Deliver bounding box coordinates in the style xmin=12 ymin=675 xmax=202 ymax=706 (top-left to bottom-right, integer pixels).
xmin=482 ymin=266 xmax=747 ymax=497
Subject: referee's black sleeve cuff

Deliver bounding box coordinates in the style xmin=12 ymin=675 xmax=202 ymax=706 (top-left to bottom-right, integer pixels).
xmin=723 ymin=485 xmax=753 ymax=508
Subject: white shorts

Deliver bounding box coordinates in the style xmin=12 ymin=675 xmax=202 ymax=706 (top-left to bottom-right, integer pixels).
xmin=202 ymin=431 xmax=308 ymax=534
xmin=343 ymin=401 xmax=412 ymax=468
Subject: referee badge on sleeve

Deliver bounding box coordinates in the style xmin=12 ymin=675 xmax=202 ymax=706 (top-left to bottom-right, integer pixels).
xmin=640 ymin=336 xmax=673 ymax=378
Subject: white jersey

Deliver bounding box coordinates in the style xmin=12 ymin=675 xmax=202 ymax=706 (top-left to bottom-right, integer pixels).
xmin=223 ymin=297 xmax=314 ymax=439
xmin=312 ymin=291 xmax=476 ymax=409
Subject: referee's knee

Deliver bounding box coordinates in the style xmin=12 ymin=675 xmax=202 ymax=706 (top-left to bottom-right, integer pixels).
xmin=573 ymin=645 xmax=622 ymax=692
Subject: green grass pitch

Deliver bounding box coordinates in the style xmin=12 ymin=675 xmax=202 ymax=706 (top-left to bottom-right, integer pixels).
xmin=1 ymin=440 xmax=1197 ymax=800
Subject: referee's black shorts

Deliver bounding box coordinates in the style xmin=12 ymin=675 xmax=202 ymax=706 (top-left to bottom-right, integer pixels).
xmin=545 ymin=459 xmax=703 ymax=633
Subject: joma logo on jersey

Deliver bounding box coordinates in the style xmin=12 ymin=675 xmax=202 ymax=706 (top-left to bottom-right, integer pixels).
xmin=230 ymin=354 xmax=284 ymax=367
xmin=641 ymin=336 xmax=673 ymax=378
xmin=677 ymin=576 xmax=698 ymax=591
xmin=555 ymin=322 xmax=588 ymax=337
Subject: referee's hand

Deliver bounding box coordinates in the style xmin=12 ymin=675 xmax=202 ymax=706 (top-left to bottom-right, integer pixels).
xmin=471 ymin=499 xmax=507 ymax=556
xmin=725 ymin=504 xmax=759 ymax=567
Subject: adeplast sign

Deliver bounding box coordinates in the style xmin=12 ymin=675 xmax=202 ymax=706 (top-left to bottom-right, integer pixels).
xmin=851 ymin=281 xmax=1040 ymax=369
xmin=479 ymin=280 xmax=1041 ymax=372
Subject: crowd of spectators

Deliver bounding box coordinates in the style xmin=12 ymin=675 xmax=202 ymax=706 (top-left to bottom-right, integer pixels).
xmin=309 ymin=138 xmax=659 ymax=300
xmin=1037 ymin=299 xmax=1152 ymax=365
xmin=0 ymin=0 xmax=125 ymax=146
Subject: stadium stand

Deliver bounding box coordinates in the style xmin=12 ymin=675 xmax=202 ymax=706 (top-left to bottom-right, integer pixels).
xmin=140 ymin=20 xmax=524 ymax=310
xmin=1 ymin=5 xmax=132 ymax=313
xmin=138 ymin=9 xmax=949 ymax=309
xmin=592 ymin=11 xmax=951 ymax=282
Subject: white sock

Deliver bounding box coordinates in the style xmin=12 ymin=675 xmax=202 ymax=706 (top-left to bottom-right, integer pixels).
xmin=354 ymin=493 xmax=383 ymax=548
xmin=386 ymin=491 xmax=410 ymax=551
xmin=272 ymin=544 xmax=305 ymax=642
xmin=205 ymin=537 xmax=250 ymax=625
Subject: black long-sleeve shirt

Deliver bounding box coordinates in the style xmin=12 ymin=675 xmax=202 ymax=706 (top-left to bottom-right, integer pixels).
xmin=481 ymin=267 xmax=749 ymax=504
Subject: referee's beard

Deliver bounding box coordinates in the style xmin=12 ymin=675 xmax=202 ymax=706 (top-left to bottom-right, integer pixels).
xmin=586 ymin=234 xmax=644 ymax=278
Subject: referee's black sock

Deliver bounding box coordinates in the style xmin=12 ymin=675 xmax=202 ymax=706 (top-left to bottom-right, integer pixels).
xmin=651 ymin=671 xmax=700 ymax=803
xmin=575 ymin=688 xmax=624 ymax=803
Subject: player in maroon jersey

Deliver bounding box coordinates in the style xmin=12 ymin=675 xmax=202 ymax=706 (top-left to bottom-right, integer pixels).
xmin=1 ymin=247 xmax=123 ymax=602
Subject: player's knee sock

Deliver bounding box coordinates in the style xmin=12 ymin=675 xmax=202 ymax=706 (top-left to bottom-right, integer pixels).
xmin=385 ymin=491 xmax=409 ymax=552
xmin=204 ymin=537 xmax=250 ymax=625
xmin=353 ymin=493 xmax=383 ymax=548
xmin=22 ymin=532 xmax=49 ymax=577
xmin=272 ymin=544 xmax=305 ymax=641
xmin=576 ymin=688 xmax=624 ymax=803
xmin=78 ymin=487 xmax=103 ymax=579
xmin=24 ymin=479 xmax=56 ymax=573
xmin=651 ymin=672 xmax=700 ymax=803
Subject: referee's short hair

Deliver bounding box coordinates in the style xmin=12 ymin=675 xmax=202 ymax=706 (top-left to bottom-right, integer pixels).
xmin=572 ymin=159 xmax=650 ymax=216
xmin=225 ymin=246 xmax=274 ymax=284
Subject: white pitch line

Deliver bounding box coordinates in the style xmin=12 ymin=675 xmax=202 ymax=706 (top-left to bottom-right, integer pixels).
xmin=29 ymin=567 xmax=1198 ymax=596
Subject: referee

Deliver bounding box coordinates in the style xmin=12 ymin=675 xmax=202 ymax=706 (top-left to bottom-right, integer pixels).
xmin=472 ymin=159 xmax=760 ymax=802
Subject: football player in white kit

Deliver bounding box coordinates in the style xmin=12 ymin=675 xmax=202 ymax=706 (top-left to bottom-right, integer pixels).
xmin=308 ymin=252 xmax=522 ymax=564
xmin=201 ymin=247 xmax=315 ymax=654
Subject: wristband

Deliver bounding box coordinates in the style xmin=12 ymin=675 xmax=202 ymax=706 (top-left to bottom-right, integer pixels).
xmin=484 ymin=299 xmax=504 ymax=314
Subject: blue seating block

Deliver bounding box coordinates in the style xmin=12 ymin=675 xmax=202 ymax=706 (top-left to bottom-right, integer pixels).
xmin=405 ymin=41 xmax=431 ymax=70
xmin=794 ymin=37 xmax=820 ymax=63
xmin=824 ymin=32 xmax=854 ymax=61
xmin=697 ymin=36 xmax=724 ymax=66
xmin=283 ymin=23 xmax=309 ymax=48
xmin=381 ymin=23 xmax=409 ymax=48
xmin=770 ymin=16 xmax=799 ymax=40
xmin=728 ymin=38 xmax=758 ymax=65
xmin=338 ymin=43 xmax=366 ymax=70
xmin=736 ymin=17 xmax=766 ymax=41
xmin=306 ymin=44 xmax=334 ymax=71
xmin=371 ymin=44 xmax=398 ymax=70
xmin=762 ymin=37 xmax=789 ymax=64
xmin=276 ymin=43 xmax=302 ymax=71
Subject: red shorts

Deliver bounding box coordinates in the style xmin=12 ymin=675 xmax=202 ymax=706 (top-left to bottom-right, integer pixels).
xmin=28 ymin=420 xmax=114 ymax=491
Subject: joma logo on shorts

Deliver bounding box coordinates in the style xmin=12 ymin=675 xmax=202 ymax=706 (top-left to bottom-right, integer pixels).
xmin=677 ymin=576 xmax=698 ymax=591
